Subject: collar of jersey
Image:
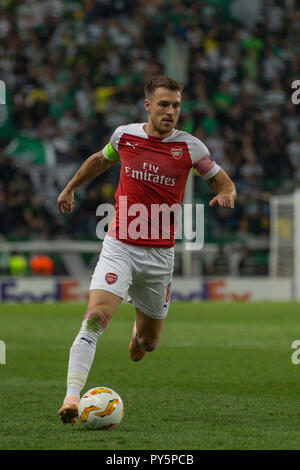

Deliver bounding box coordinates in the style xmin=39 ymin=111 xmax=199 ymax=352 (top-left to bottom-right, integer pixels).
xmin=142 ymin=123 xmax=177 ymax=142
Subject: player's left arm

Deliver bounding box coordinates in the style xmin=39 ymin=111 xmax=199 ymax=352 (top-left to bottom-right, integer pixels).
xmin=190 ymin=138 xmax=236 ymax=208
xmin=206 ymin=168 xmax=237 ymax=208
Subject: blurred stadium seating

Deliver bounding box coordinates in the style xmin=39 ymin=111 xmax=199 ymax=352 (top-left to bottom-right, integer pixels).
xmin=0 ymin=0 xmax=299 ymax=279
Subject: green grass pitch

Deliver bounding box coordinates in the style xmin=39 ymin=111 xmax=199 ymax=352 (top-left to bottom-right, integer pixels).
xmin=0 ymin=301 xmax=300 ymax=450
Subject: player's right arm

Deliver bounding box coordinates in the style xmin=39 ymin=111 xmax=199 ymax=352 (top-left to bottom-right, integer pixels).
xmin=57 ymin=149 xmax=118 ymax=214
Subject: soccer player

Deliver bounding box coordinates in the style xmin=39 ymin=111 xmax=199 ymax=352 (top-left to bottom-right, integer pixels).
xmin=57 ymin=75 xmax=237 ymax=424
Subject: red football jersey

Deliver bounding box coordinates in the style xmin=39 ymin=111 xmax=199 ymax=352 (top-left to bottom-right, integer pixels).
xmin=102 ymin=123 xmax=220 ymax=248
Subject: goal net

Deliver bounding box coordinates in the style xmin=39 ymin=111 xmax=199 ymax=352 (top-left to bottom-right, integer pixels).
xmin=269 ymin=189 xmax=300 ymax=300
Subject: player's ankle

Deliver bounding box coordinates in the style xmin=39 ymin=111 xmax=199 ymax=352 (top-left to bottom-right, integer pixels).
xmin=65 ymin=387 xmax=80 ymax=399
xmin=129 ymin=336 xmax=147 ymax=361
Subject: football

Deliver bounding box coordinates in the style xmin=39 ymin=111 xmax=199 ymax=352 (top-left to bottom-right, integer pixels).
xmin=78 ymin=386 xmax=124 ymax=430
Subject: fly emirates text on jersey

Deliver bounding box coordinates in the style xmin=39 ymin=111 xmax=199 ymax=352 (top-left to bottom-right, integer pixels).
xmin=124 ymin=162 xmax=176 ymax=187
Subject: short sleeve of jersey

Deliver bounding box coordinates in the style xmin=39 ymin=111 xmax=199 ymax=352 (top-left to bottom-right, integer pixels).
xmin=102 ymin=126 xmax=124 ymax=162
xmin=187 ymin=136 xmax=221 ymax=180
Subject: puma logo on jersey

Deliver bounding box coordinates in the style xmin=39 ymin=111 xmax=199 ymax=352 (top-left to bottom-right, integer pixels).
xmin=125 ymin=141 xmax=138 ymax=150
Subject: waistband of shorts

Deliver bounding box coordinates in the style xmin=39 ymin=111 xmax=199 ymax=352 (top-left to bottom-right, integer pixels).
xmin=105 ymin=235 xmax=175 ymax=254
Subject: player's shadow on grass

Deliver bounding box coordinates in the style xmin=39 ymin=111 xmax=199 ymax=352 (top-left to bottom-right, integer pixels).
xmin=73 ymin=426 xmax=137 ymax=433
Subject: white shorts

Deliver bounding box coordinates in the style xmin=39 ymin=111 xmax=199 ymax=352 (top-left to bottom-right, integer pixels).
xmin=89 ymin=235 xmax=175 ymax=319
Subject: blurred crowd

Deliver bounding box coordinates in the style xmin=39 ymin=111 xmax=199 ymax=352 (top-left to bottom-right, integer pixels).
xmin=0 ymin=0 xmax=299 ymax=253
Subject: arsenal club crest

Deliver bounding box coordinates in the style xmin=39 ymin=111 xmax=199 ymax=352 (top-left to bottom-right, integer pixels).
xmin=170 ymin=147 xmax=183 ymax=160
xmin=105 ymin=272 xmax=118 ymax=285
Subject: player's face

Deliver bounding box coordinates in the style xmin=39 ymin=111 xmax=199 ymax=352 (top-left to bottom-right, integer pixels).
xmin=144 ymin=87 xmax=181 ymax=137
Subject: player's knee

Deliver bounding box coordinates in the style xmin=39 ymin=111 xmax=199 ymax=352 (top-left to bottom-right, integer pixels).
xmin=84 ymin=307 xmax=109 ymax=331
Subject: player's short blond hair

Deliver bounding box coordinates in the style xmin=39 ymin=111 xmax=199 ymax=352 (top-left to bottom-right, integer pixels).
xmin=144 ymin=75 xmax=183 ymax=99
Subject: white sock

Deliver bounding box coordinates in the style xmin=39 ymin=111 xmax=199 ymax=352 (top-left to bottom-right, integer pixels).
xmin=65 ymin=318 xmax=105 ymax=399
xmin=66 ymin=386 xmax=80 ymax=399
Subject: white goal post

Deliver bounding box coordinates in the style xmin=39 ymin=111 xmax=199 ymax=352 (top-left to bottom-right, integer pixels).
xmin=269 ymin=189 xmax=300 ymax=300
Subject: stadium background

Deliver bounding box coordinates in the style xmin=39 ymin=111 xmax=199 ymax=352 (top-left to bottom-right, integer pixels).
xmin=1 ymin=0 xmax=300 ymax=453
xmin=0 ymin=0 xmax=299 ymax=300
